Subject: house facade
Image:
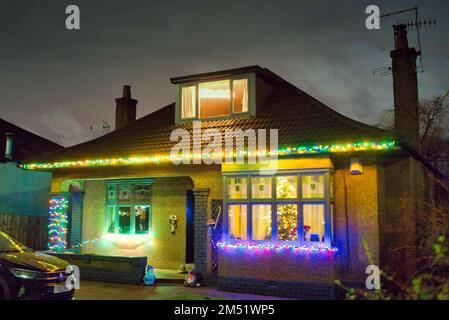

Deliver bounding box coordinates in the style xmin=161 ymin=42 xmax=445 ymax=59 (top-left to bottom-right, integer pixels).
xmin=20 ymin=27 xmax=441 ymax=299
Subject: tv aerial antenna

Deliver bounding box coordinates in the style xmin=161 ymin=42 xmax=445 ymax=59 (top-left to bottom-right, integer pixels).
xmin=373 ymin=6 xmax=436 ymax=77
xmin=90 ymin=120 xmax=111 ymax=135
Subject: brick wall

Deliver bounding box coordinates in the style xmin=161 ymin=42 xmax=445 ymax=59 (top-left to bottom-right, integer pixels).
xmin=70 ymin=192 xmax=83 ymax=252
xmin=218 ymin=276 xmax=336 ymax=300
xmin=50 ymin=253 xmax=146 ymax=284
xmin=193 ymin=189 xmax=209 ymax=275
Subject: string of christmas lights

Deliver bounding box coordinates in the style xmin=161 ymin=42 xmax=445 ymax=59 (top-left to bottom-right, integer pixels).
xmin=66 ymin=238 xmax=99 ymax=250
xmin=48 ymin=197 xmax=69 ymax=251
xmin=217 ymin=242 xmax=338 ymax=254
xmin=20 ymin=141 xmax=396 ymax=170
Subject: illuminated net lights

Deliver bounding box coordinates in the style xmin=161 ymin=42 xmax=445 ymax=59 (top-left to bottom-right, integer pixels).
xmin=47 ymin=197 xmax=69 ymax=252
xmin=217 ymin=242 xmax=338 ymax=254
xmin=19 ymin=141 xmax=397 ymax=170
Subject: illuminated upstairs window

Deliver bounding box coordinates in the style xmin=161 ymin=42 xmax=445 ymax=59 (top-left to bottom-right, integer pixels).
xmin=174 ymin=72 xmax=255 ymax=122
xmin=199 ymin=80 xmax=232 ymax=118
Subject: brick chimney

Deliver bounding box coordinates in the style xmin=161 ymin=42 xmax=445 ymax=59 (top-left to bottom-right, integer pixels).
xmin=115 ymin=85 xmax=137 ymax=130
xmin=390 ymin=24 xmax=420 ymax=151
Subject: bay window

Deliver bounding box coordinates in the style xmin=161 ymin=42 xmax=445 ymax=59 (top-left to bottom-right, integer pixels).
xmin=224 ymin=170 xmax=333 ymax=247
xmin=105 ymin=179 xmax=153 ymax=235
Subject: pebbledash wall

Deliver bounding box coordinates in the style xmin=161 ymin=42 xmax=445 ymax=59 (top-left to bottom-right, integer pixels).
xmin=80 ymin=177 xmax=193 ymax=270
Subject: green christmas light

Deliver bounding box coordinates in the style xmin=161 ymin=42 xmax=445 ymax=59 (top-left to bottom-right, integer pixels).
xmin=20 ymin=141 xmax=396 ymax=170
xmin=48 ymin=197 xmax=69 ymax=251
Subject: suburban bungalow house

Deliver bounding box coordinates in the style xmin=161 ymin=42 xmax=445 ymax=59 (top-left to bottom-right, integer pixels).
xmin=20 ymin=26 xmax=442 ymax=298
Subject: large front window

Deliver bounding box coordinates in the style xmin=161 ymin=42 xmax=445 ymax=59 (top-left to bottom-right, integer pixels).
xmin=179 ymin=77 xmax=250 ymax=120
xmin=225 ymin=171 xmax=332 ymax=246
xmin=105 ymin=180 xmax=153 ymax=235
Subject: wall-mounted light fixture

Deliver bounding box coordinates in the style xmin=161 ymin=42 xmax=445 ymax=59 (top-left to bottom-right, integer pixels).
xmin=350 ymin=157 xmax=363 ymax=175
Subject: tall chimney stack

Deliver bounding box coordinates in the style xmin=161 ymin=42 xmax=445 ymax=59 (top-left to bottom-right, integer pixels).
xmin=115 ymin=85 xmax=137 ymax=130
xmin=390 ymin=24 xmax=420 ymax=151
xmin=4 ymin=133 xmax=14 ymax=160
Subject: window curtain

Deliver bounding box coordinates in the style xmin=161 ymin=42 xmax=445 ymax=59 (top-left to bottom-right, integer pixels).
xmin=182 ymin=86 xmax=196 ymax=118
xmin=303 ymin=204 xmax=325 ymax=242
xmin=228 ymin=205 xmax=247 ymax=240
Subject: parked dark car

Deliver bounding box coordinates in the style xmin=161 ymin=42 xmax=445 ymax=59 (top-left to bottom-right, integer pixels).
xmin=0 ymin=230 xmax=75 ymax=300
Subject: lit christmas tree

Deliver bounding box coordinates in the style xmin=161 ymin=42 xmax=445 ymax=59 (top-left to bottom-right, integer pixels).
xmin=276 ymin=177 xmax=298 ymax=241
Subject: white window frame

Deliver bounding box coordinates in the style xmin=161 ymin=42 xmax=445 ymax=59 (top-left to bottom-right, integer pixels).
xmin=223 ymin=169 xmax=334 ymax=248
xmin=105 ymin=179 xmax=153 ymax=236
xmin=175 ymin=73 xmax=256 ymax=123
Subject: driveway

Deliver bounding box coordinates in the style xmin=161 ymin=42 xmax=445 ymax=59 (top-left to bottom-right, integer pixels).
xmin=75 ymin=281 xmax=291 ymax=300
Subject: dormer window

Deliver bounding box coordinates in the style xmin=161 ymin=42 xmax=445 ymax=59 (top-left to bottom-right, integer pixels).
xmin=180 ymin=78 xmax=249 ymax=120
xmin=173 ymin=70 xmax=256 ymax=123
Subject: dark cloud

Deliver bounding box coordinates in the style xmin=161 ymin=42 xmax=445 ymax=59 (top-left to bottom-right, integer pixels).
xmin=0 ymin=0 xmax=448 ymax=146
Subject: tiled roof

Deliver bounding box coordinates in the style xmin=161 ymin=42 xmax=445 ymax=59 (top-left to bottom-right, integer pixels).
xmin=23 ymin=68 xmax=393 ymax=165
xmin=0 ymin=118 xmax=62 ymax=162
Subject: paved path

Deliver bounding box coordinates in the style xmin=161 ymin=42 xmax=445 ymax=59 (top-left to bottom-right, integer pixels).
xmin=75 ymin=281 xmax=291 ymax=300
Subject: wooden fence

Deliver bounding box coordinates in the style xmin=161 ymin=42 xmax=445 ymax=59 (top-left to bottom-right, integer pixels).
xmin=0 ymin=213 xmax=48 ymax=251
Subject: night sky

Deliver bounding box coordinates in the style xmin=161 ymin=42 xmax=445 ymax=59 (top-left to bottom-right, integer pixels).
xmin=1 ymin=0 xmax=448 ymax=146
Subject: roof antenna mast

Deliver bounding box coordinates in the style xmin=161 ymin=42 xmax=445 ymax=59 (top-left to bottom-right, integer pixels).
xmin=373 ymin=6 xmax=436 ymax=77
xmin=90 ymin=120 xmax=111 ymax=135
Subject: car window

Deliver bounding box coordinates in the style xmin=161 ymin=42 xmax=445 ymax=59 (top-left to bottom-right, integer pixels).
xmin=0 ymin=230 xmax=31 ymax=253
